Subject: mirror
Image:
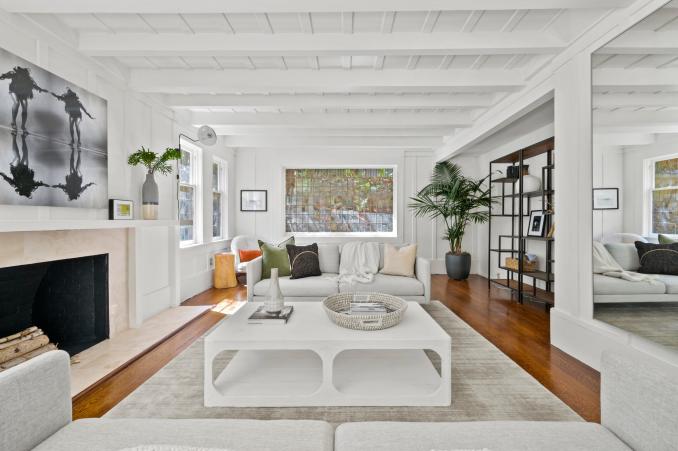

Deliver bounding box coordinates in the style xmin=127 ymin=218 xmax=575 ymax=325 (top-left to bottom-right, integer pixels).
xmin=592 ymin=1 xmax=678 ymax=350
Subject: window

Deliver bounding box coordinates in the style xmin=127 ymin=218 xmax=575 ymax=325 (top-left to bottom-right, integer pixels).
xmin=179 ymin=140 xmax=201 ymax=245
xmin=649 ymin=155 xmax=678 ymax=235
xmin=285 ymin=167 xmax=395 ymax=235
xmin=212 ymin=159 xmax=226 ymax=240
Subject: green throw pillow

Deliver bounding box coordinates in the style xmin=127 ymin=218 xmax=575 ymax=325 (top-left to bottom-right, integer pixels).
xmin=258 ymin=236 xmax=295 ymax=279
xmin=658 ymin=234 xmax=676 ymax=244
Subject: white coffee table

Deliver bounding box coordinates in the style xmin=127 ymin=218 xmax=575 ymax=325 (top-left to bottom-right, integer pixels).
xmin=204 ymin=301 xmax=451 ymax=407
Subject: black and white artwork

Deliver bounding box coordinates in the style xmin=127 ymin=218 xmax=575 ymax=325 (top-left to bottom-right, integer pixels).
xmin=0 ymin=48 xmax=107 ymax=208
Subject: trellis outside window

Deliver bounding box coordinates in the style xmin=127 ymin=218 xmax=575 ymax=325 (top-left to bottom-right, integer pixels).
xmin=285 ymin=167 xmax=396 ymax=236
xmin=648 ymin=155 xmax=678 ymax=235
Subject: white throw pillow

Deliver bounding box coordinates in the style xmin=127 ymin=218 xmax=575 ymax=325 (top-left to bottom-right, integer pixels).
xmin=380 ymin=243 xmax=417 ymax=277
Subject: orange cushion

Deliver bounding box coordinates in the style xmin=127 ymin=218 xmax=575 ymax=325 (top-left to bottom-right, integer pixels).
xmin=239 ymin=249 xmax=262 ymax=263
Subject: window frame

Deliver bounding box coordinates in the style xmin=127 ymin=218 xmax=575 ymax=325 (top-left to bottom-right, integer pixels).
xmin=211 ymin=157 xmax=227 ymax=241
xmin=282 ymin=165 xmax=398 ymax=238
xmin=178 ymin=139 xmax=202 ymax=247
xmin=644 ymin=153 xmax=678 ymax=237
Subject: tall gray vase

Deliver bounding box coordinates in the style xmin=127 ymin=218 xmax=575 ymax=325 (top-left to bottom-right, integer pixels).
xmin=142 ymin=172 xmax=159 ymax=220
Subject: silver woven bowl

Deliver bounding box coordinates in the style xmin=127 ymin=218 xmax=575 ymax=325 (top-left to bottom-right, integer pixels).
xmin=322 ymin=292 xmax=408 ymax=331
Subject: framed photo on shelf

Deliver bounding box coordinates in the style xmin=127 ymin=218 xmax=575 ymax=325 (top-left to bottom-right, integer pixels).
xmin=593 ymin=188 xmax=619 ymax=210
xmin=527 ymin=210 xmax=547 ymax=237
xmin=109 ymin=199 xmax=133 ymax=220
xmin=240 ymin=190 xmax=268 ymax=212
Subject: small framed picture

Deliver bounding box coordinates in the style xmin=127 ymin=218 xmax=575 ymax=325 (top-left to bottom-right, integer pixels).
xmin=527 ymin=210 xmax=547 ymax=237
xmin=593 ymin=188 xmax=619 ymax=210
xmin=241 ymin=190 xmax=267 ymax=212
xmin=109 ymin=199 xmax=134 ymax=220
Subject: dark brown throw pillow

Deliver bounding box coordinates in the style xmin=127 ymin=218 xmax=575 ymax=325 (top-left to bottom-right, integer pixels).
xmin=635 ymin=241 xmax=678 ymax=275
xmin=286 ymin=243 xmax=322 ymax=279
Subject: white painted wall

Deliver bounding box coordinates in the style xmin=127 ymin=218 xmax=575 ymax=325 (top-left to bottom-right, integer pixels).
xmin=232 ymin=148 xmax=436 ymax=259
xmin=592 ymin=145 xmax=624 ymax=241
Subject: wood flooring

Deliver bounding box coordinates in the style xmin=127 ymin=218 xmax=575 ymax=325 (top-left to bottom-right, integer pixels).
xmin=72 ymin=275 xmax=600 ymax=422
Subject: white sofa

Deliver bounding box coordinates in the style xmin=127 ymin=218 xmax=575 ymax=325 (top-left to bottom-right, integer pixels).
xmin=246 ymin=243 xmax=431 ymax=303
xmin=4 ymin=348 xmax=677 ymax=450
xmin=594 ymin=242 xmax=678 ymax=303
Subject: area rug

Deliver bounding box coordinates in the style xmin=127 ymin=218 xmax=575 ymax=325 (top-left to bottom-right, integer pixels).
xmin=106 ymin=301 xmax=581 ymax=423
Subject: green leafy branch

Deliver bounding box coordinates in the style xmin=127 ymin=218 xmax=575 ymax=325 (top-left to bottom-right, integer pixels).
xmin=127 ymin=146 xmax=181 ymax=176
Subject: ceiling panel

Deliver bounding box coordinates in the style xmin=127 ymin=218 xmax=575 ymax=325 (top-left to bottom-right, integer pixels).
xmin=513 ymin=10 xmax=561 ymax=32
xmin=181 ymin=14 xmax=233 ymax=33
xmin=115 ymin=56 xmax=156 ymax=68
xmin=353 ymin=12 xmax=386 ymax=33
xmin=57 ymin=14 xmax=110 ymax=32
xmin=214 ymin=56 xmax=254 ymax=69
xmin=140 ymin=14 xmax=192 ymax=33
xmin=225 ymin=13 xmax=265 ymax=33
xmin=266 ymin=13 xmax=302 ymax=33
xmin=95 ymin=14 xmax=152 ymax=32
xmin=391 ymin=11 xmax=429 ymax=32
xmin=433 ymin=11 xmax=471 ymax=32
xmin=181 ymin=56 xmax=221 ymax=69
xmin=146 ymin=56 xmax=189 ymax=68
xmin=473 ymin=11 xmax=515 ymax=32
xmin=310 ymin=13 xmax=343 ymax=33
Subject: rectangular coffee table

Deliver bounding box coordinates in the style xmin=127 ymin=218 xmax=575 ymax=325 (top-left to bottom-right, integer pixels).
xmin=204 ymin=301 xmax=451 ymax=407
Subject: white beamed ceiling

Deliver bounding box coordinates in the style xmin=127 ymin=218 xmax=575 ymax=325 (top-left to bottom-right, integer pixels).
xmin=9 ymin=0 xmax=661 ymax=151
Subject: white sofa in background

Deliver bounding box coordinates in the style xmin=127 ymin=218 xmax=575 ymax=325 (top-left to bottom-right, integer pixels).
xmin=246 ymin=243 xmax=431 ymax=303
xmin=594 ymin=242 xmax=678 ymax=303
xmin=4 ymin=348 xmax=677 ymax=450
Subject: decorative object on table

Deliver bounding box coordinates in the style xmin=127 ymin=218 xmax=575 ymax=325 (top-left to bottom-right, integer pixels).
xmin=409 ymin=161 xmax=494 ymax=280
xmin=264 ymin=267 xmax=285 ymax=313
xmin=108 ymin=199 xmax=133 ymax=220
xmin=214 ymin=253 xmax=238 ymax=289
xmin=527 ymin=210 xmax=547 ymax=237
xmin=238 ymin=249 xmax=262 ymax=263
xmin=546 ymin=223 xmax=556 ymax=239
xmin=241 ymin=190 xmax=267 ymax=212
xmin=504 ymin=255 xmax=538 ymax=272
xmin=286 ymin=243 xmax=321 ymax=279
xmin=634 ymin=242 xmax=678 ymax=275
xmin=127 ymin=146 xmax=181 ymax=219
xmin=248 ymin=305 xmax=294 ymax=325
xmin=380 ymin=243 xmax=417 ymax=277
xmin=323 ymin=292 xmax=408 ymax=331
xmin=258 ymin=236 xmax=295 ymax=279
xmin=593 ymin=188 xmax=619 ymax=210
xmin=0 ymin=47 xmax=108 ymax=208
xmin=658 ymin=233 xmax=677 ymax=244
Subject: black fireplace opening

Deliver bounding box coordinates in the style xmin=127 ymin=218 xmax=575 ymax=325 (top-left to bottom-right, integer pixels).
xmin=0 ymin=254 xmax=109 ymax=356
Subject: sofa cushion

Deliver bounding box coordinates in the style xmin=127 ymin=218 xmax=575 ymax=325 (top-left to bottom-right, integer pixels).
xmin=593 ymin=274 xmax=666 ymax=295
xmin=339 ymin=274 xmax=424 ymax=296
xmin=34 ymin=419 xmax=333 ymax=451
xmin=652 ymin=274 xmax=678 ymax=294
xmin=287 ymin=243 xmax=322 ymax=279
xmin=258 ymin=237 xmax=294 ymax=279
xmin=604 ymin=243 xmax=640 ymax=271
xmin=334 ymin=421 xmax=630 ymax=451
xmin=635 ymin=242 xmax=678 ymax=275
xmin=381 ymin=243 xmax=417 ymax=277
xmin=317 ymin=244 xmax=340 ymax=274
xmin=254 ymin=275 xmax=338 ymax=297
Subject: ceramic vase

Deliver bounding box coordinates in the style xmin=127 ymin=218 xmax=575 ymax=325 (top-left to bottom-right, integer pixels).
xmin=522 ymin=168 xmax=541 ymax=193
xmin=265 ymin=268 xmax=285 ymax=313
xmin=142 ymin=173 xmax=159 ymax=220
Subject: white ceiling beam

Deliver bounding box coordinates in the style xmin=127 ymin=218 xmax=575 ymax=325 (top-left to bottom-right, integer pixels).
xmin=222 ymin=135 xmax=441 ymax=148
xmin=130 ymin=69 xmax=525 ymax=93
xmin=593 ymin=132 xmax=656 ymax=147
xmin=0 ymin=0 xmax=633 ymax=13
xmin=209 ymin=127 xmax=454 ymax=136
xmin=593 ymin=93 xmax=678 ymax=108
xmin=191 ymin=111 xmax=473 ymax=128
xmin=598 ymin=31 xmax=678 ymax=54
xmin=593 ymin=68 xmax=678 ymax=88
xmin=165 ymin=93 xmax=496 ymax=109
xmin=594 ymin=110 xmax=678 ymax=129
xmin=78 ymin=32 xmax=565 ymax=57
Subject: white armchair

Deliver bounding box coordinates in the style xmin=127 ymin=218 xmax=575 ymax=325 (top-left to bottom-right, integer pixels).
xmin=230 ymin=235 xmax=259 ymax=273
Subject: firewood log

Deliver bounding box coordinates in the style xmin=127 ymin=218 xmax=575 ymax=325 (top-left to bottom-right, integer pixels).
xmin=0 ymin=326 xmax=39 ymax=344
xmin=0 ymin=334 xmax=50 ymax=364
xmin=0 ymin=343 xmax=57 ymax=371
xmin=0 ymin=329 xmax=44 ymax=351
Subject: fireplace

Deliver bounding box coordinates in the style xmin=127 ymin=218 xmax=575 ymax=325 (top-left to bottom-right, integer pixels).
xmin=0 ymin=254 xmax=109 ymax=355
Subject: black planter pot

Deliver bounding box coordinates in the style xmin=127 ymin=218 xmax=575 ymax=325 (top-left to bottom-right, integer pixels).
xmin=446 ymin=252 xmax=471 ymax=280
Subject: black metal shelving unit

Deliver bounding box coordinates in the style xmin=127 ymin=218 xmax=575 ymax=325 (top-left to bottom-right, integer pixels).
xmin=487 ymin=137 xmax=554 ymax=307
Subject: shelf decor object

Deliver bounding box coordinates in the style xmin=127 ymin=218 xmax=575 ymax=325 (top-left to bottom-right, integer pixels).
xmin=127 ymin=146 xmax=181 ymax=220
xmin=593 ymin=188 xmax=619 ymax=210
xmin=108 ymin=199 xmax=133 ymax=220
xmin=487 ymin=137 xmax=555 ymax=307
xmin=323 ymin=293 xmax=407 ymax=331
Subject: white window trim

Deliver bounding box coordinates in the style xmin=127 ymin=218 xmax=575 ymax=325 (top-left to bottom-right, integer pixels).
xmin=643 ymin=152 xmax=678 ymax=237
xmin=179 ymin=139 xmax=202 ymax=248
xmin=212 ymin=157 xmax=227 ymax=242
xmin=281 ymin=165 xmax=398 ymax=238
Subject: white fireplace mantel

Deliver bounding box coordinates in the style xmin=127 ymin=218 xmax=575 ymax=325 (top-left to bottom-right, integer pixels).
xmin=0 ymin=219 xmax=177 ymax=233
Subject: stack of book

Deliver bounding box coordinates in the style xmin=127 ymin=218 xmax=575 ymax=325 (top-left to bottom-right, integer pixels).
xmin=247 ymin=305 xmax=294 ymax=325
xmin=349 ymin=302 xmax=387 ymax=315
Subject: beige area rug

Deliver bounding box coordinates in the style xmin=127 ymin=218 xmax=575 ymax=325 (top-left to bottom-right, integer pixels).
xmin=106 ymin=301 xmax=581 ymax=423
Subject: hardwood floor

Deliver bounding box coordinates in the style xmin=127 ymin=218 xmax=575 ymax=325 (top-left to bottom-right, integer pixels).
xmin=72 ymin=276 xmax=600 ymax=422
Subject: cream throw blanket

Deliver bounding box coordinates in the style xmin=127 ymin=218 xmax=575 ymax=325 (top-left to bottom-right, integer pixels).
xmin=338 ymin=241 xmax=380 ymax=284
xmin=592 ymin=241 xmax=657 ymax=283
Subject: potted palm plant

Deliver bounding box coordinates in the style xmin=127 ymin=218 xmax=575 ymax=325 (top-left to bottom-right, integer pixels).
xmin=409 ymin=162 xmax=493 ymax=280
